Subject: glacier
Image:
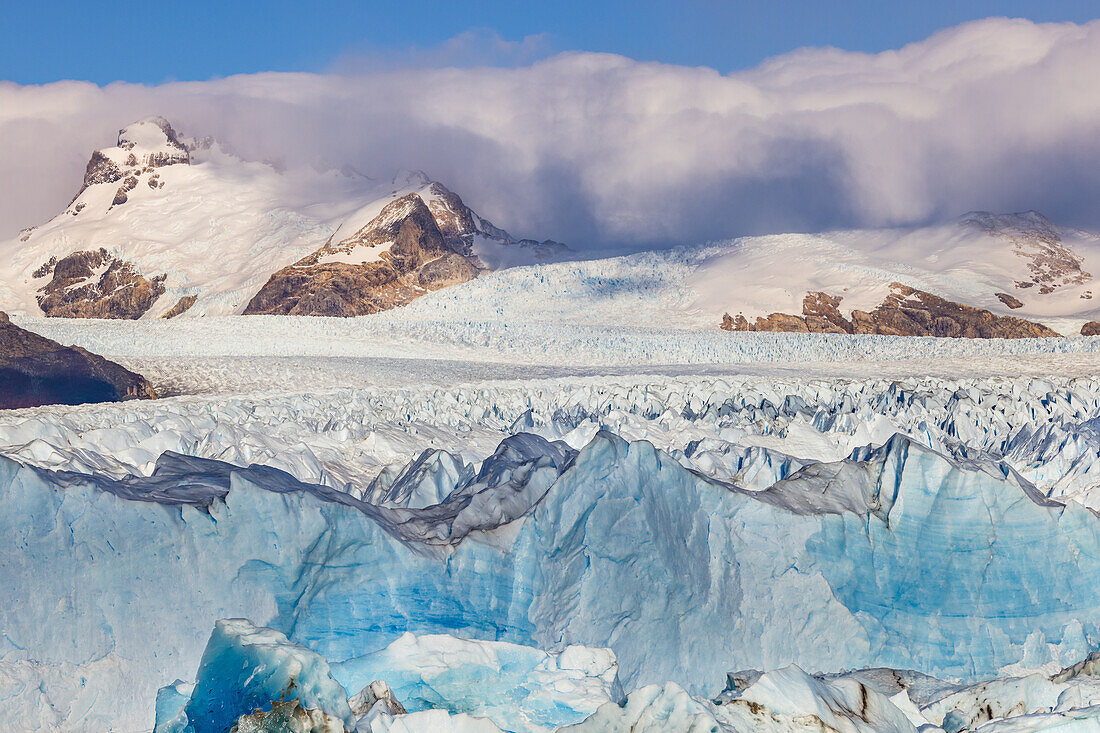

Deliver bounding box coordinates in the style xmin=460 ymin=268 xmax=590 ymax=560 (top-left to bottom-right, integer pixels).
xmin=162 ymin=619 xmax=356 ymax=733
xmin=8 ymin=355 xmax=1100 ymax=730
xmin=8 ymin=402 xmax=1100 ymax=727
xmin=150 ymin=618 xmax=1100 ymax=732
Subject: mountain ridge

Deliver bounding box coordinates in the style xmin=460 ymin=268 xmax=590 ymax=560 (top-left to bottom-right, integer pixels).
xmin=0 ymin=117 xmax=565 ymax=319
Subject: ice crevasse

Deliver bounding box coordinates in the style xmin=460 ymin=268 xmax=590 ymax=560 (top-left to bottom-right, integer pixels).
xmin=5 ymin=427 xmax=1100 ymax=729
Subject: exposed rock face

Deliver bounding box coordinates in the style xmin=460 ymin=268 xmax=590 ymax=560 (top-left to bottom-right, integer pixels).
xmin=229 ymin=699 xmax=345 ymax=733
xmin=1082 ymin=322 xmax=1100 ymax=336
xmin=112 ymin=175 xmax=138 ymax=206
xmin=995 ymin=292 xmax=1024 ymax=309
xmin=79 ymin=151 xmax=123 ymax=194
xmin=244 ymin=192 xmax=483 ymax=316
xmin=798 ymin=291 xmax=851 ymax=334
xmin=723 ymin=283 xmax=1061 ymax=339
xmin=420 ymin=182 xmax=483 ymax=256
xmin=69 ymin=116 xmax=190 ymax=207
xmin=34 ymin=248 xmax=166 ymax=319
xmin=964 ymin=211 xmax=1092 ymax=294
xmin=161 ymin=294 xmax=197 ymax=319
xmin=0 ymin=312 xmax=157 ymax=408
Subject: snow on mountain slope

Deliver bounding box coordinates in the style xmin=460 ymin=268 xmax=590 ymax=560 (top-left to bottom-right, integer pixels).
xmin=0 ymin=120 xmax=559 ymax=319
xmin=156 ymin=209 xmax=1097 ymax=334
xmin=0 ymin=119 xmax=361 ymax=317
xmin=6 ymin=117 xmax=1096 ymax=333
xmin=690 ymin=211 xmax=1100 ymax=335
xmin=321 ymin=170 xmax=562 ymax=267
xmin=362 ymin=212 xmax=1100 ymax=335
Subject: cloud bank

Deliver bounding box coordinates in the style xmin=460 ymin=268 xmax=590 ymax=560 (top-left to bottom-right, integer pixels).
xmin=2 ymin=18 xmax=1100 ymax=249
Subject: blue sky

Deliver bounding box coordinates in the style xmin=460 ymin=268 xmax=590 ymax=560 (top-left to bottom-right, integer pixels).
xmin=4 ymin=0 xmax=1099 ymax=83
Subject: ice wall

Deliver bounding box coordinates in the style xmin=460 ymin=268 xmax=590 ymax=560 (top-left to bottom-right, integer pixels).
xmin=6 ymin=423 xmax=1100 ymax=730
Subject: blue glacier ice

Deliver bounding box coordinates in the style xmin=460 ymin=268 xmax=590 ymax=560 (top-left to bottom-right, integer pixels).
xmin=334 ymin=632 xmax=618 ymax=732
xmin=156 ymin=623 xmax=619 ymax=733
xmin=7 ymin=425 xmax=1100 ymax=730
xmin=158 ymin=618 xmax=355 ymax=733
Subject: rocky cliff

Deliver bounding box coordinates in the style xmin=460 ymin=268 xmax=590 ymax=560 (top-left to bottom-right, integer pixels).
xmin=33 ymin=248 xmax=167 ymax=319
xmin=244 ymin=185 xmax=490 ymax=316
xmin=0 ymin=312 xmax=157 ymax=408
xmin=723 ymin=283 xmax=1061 ymax=338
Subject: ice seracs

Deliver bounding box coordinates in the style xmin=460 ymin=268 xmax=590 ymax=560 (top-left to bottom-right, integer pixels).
xmin=155 ymin=618 xmax=356 ymax=733
xmin=155 ymin=621 xmax=618 ymax=733
xmin=151 ymin=619 xmax=1100 ymax=733
xmin=10 ymin=410 xmax=1100 ymax=730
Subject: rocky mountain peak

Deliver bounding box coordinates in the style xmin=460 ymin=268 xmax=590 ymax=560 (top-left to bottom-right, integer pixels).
xmin=244 ymin=188 xmax=482 ymax=317
xmin=117 ymin=116 xmax=186 ymax=151
xmin=961 ymin=210 xmax=1091 ymax=294
xmin=391 ymin=169 xmax=431 ymax=188
xmin=961 ymin=210 xmax=1060 ymax=240
xmin=69 ymin=116 xmax=190 ymax=209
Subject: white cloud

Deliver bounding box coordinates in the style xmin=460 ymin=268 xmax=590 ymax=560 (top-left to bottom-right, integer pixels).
xmin=2 ymin=18 xmax=1099 ymax=249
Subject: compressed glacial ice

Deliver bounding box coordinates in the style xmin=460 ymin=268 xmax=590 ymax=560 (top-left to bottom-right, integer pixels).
xmin=8 ymin=419 xmax=1100 ymax=731
xmin=152 ymin=620 xmax=1100 ymax=733
xmin=159 ymin=619 xmax=355 ymax=733
xmin=9 ymin=373 xmax=1100 ymax=730
xmin=562 ymin=670 xmax=921 ymax=733
xmin=334 ymin=632 xmax=618 ymax=732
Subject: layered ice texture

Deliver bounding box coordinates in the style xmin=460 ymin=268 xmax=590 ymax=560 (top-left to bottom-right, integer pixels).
xmin=162 ymin=619 xmax=355 ymax=733
xmin=152 ymin=619 xmax=1100 ymax=732
xmin=8 ymin=369 xmax=1100 ymax=729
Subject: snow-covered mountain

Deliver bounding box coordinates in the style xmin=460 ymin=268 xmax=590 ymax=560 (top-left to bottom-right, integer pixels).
xmin=0 ymin=118 xmax=563 ymax=319
xmin=368 ymin=209 xmax=1100 ymax=338
xmin=243 ymin=173 xmax=566 ymax=316
xmin=691 ymin=211 xmax=1100 ymax=336
xmin=7 ymin=116 xmax=1100 ymax=337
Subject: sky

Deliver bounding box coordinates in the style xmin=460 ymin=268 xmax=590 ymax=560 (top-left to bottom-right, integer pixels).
xmin=1 ymin=4 xmax=1100 ymax=250
xmin=4 ymin=0 xmax=1099 ymax=83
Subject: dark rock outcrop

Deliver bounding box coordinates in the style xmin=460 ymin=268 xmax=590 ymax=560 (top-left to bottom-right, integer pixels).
xmin=112 ymin=175 xmax=138 ymax=207
xmin=34 ymin=248 xmax=166 ymax=319
xmin=161 ymin=295 xmax=197 ymax=319
xmin=964 ymin=211 xmax=1091 ymax=294
xmin=0 ymin=312 xmax=157 ymax=409
xmin=244 ymin=193 xmax=483 ymax=316
xmin=77 ymin=151 xmax=123 ymax=196
xmin=1082 ymin=322 xmax=1100 ymax=336
xmin=723 ymin=283 xmax=1061 ymax=339
xmin=995 ymin=292 xmax=1024 ymax=309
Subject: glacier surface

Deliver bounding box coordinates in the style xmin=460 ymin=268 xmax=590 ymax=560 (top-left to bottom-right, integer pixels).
xmin=8 ymin=361 xmax=1100 ymax=730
